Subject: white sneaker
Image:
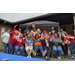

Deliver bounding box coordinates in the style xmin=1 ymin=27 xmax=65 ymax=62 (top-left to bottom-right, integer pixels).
xmin=27 ymin=56 xmax=29 ymax=57
xmin=58 ymin=56 xmax=61 ymax=59
xmin=29 ymin=56 xmax=31 ymax=58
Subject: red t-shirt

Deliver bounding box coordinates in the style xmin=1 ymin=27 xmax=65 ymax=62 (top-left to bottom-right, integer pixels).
xmin=63 ymin=35 xmax=75 ymax=45
xmin=8 ymin=31 xmax=15 ymax=44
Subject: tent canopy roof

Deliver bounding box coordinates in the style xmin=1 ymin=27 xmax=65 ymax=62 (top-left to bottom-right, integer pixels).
xmin=19 ymin=20 xmax=59 ymax=27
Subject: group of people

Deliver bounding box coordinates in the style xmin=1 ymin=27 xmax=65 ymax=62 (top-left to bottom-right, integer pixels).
xmin=1 ymin=24 xmax=75 ymax=60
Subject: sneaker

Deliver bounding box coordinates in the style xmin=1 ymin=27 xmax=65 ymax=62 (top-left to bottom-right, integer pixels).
xmin=68 ymin=57 xmax=74 ymax=59
xmin=27 ymin=56 xmax=29 ymax=57
xmin=58 ymin=56 xmax=61 ymax=59
xmin=46 ymin=56 xmax=50 ymax=60
xmin=29 ymin=56 xmax=31 ymax=58
xmin=17 ymin=52 xmax=20 ymax=55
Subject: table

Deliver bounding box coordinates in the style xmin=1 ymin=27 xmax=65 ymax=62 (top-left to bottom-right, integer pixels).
xmin=0 ymin=53 xmax=46 ymax=61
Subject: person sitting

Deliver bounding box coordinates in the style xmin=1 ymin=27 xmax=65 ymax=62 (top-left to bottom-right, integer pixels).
xmin=14 ymin=34 xmax=24 ymax=56
xmin=42 ymin=34 xmax=52 ymax=60
xmin=31 ymin=34 xmax=47 ymax=57
xmin=51 ymin=33 xmax=63 ymax=59
xmin=25 ymin=34 xmax=33 ymax=58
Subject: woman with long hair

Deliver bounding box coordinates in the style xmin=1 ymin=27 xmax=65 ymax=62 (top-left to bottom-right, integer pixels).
xmin=31 ymin=34 xmax=47 ymax=57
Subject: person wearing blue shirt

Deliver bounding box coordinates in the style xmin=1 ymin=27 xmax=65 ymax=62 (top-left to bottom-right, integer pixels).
xmin=25 ymin=34 xmax=33 ymax=58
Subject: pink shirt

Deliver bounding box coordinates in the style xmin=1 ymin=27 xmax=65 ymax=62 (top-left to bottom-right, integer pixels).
xmin=48 ymin=35 xmax=51 ymax=38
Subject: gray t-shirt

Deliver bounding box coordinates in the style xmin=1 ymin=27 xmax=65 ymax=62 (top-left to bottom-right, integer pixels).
xmin=52 ymin=38 xmax=62 ymax=46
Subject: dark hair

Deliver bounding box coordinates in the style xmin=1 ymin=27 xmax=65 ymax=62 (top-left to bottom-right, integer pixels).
xmin=6 ymin=28 xmax=11 ymax=31
xmin=54 ymin=33 xmax=58 ymax=37
xmin=35 ymin=34 xmax=38 ymax=39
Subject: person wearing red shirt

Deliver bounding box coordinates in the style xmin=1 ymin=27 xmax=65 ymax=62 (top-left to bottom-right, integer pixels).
xmin=62 ymin=33 xmax=75 ymax=59
xmin=13 ymin=34 xmax=24 ymax=55
xmin=8 ymin=30 xmax=18 ymax=54
xmin=13 ymin=25 xmax=22 ymax=34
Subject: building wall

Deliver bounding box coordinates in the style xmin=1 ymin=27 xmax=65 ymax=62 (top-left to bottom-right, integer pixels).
xmin=0 ymin=22 xmax=13 ymax=51
xmin=36 ymin=26 xmax=59 ymax=33
xmin=36 ymin=24 xmax=74 ymax=36
xmin=60 ymin=24 xmax=74 ymax=35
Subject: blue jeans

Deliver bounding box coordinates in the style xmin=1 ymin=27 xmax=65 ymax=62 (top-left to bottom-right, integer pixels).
xmin=34 ymin=45 xmax=44 ymax=53
xmin=53 ymin=46 xmax=61 ymax=57
xmin=15 ymin=46 xmax=24 ymax=55
xmin=3 ymin=42 xmax=8 ymax=53
xmin=8 ymin=44 xmax=14 ymax=54
xmin=70 ymin=42 xmax=75 ymax=56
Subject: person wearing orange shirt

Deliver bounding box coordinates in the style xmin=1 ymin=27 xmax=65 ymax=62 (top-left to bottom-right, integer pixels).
xmin=31 ymin=34 xmax=47 ymax=57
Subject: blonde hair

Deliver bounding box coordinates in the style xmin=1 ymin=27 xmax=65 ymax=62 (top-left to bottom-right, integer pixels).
xmin=37 ymin=29 xmax=41 ymax=33
xmin=31 ymin=30 xmax=33 ymax=33
xmin=20 ymin=34 xmax=23 ymax=38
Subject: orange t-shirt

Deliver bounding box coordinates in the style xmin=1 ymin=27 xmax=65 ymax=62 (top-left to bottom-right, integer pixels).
xmin=31 ymin=34 xmax=44 ymax=46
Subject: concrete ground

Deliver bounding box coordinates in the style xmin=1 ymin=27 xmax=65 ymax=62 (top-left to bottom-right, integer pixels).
xmin=34 ymin=50 xmax=75 ymax=61
xmin=0 ymin=49 xmax=75 ymax=61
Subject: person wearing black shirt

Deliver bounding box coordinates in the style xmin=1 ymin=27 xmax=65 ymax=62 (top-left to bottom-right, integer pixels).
xmin=42 ymin=34 xmax=52 ymax=60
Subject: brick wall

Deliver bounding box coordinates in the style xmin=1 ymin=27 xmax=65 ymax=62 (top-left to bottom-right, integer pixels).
xmin=0 ymin=22 xmax=13 ymax=51
xmin=60 ymin=24 xmax=74 ymax=35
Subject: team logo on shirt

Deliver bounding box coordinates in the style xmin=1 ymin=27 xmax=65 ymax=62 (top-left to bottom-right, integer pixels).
xmin=64 ymin=40 xmax=70 ymax=44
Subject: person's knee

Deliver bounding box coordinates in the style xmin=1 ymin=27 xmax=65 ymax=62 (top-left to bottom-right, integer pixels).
xmin=20 ymin=46 xmax=24 ymax=51
xmin=30 ymin=47 xmax=33 ymax=51
xmin=58 ymin=47 xmax=61 ymax=52
xmin=53 ymin=46 xmax=57 ymax=52
xmin=15 ymin=46 xmax=19 ymax=51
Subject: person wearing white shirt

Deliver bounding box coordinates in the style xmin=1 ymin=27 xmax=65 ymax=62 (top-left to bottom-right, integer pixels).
xmin=1 ymin=29 xmax=11 ymax=53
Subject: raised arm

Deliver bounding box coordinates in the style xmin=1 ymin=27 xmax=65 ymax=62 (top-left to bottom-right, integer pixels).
xmin=31 ymin=34 xmax=35 ymax=41
xmin=13 ymin=25 xmax=18 ymax=31
xmin=40 ymin=37 xmax=45 ymax=40
xmin=9 ymin=31 xmax=14 ymax=36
